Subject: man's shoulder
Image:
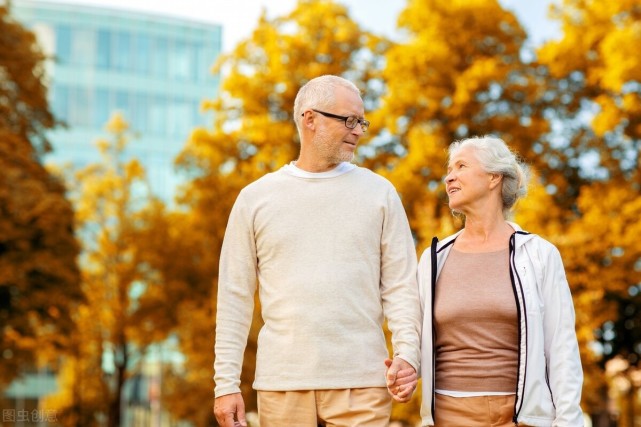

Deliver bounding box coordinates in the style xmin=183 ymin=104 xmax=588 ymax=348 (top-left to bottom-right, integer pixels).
xmin=351 ymin=166 xmax=395 ymax=187
xmin=241 ymin=169 xmax=287 ymax=192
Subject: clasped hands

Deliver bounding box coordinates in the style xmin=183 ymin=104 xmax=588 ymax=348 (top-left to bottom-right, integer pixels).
xmin=385 ymin=357 xmax=418 ymax=403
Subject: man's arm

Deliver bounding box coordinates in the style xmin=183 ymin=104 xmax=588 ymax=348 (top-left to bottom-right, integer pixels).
xmin=379 ymin=187 xmax=422 ymax=374
xmin=213 ymin=193 xmax=258 ymax=414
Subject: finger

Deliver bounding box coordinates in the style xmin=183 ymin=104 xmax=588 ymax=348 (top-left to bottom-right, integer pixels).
xmin=221 ymin=413 xmax=235 ymax=427
xmin=388 ymin=370 xmax=416 ymax=387
xmin=395 ymin=367 xmax=416 ymax=378
xmin=393 ymin=373 xmax=417 ymax=386
xmin=394 ymin=383 xmax=416 ymax=401
xmin=387 ymin=371 xmax=398 ymax=386
xmin=236 ymin=403 xmax=247 ymax=427
xmin=386 ymin=365 xmax=399 ymax=386
xmin=398 ymin=383 xmax=414 ymax=398
xmin=391 ymin=392 xmax=410 ymax=403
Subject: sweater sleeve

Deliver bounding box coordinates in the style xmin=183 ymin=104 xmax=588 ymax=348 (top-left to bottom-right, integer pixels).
xmin=539 ymin=241 xmax=584 ymax=426
xmin=213 ymin=193 xmax=258 ymax=397
xmin=379 ymin=187 xmax=421 ymax=372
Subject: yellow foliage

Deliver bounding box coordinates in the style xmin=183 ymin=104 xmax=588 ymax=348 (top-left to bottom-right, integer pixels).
xmin=42 ymin=113 xmax=169 ymax=425
xmin=370 ymin=0 xmax=543 ymax=259
xmin=600 ymin=24 xmax=641 ymax=91
xmin=0 ymin=5 xmax=80 ymax=388
xmin=105 ymin=111 xmax=130 ymax=134
xmin=538 ymin=0 xmax=641 ymax=165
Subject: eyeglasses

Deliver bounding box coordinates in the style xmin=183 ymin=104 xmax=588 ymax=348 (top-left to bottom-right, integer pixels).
xmin=304 ymin=109 xmax=370 ymax=132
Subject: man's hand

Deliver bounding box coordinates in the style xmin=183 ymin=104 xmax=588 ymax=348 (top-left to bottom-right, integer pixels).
xmin=385 ymin=357 xmax=418 ymax=403
xmin=213 ymin=393 xmax=247 ymax=427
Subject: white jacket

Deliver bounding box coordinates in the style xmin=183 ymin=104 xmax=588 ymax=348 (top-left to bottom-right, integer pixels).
xmin=418 ymin=223 xmax=584 ymax=426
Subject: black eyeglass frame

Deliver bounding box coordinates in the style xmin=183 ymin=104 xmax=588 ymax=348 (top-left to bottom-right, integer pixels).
xmin=303 ymin=109 xmax=370 ymax=132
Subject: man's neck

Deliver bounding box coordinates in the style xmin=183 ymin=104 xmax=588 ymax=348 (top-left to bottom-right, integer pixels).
xmin=293 ymin=158 xmax=340 ymax=173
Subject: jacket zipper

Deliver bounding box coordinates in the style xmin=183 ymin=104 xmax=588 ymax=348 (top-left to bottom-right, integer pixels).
xmin=429 ymin=236 xmax=439 ymax=419
xmin=510 ymin=232 xmax=530 ymax=425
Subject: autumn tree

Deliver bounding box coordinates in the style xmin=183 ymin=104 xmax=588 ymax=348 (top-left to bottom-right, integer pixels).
xmin=533 ymin=0 xmax=641 ymax=420
xmin=0 ymin=4 xmax=80 ymax=388
xmin=149 ymin=1 xmax=391 ymax=424
xmin=45 ymin=113 xmax=167 ymax=427
xmin=538 ymin=0 xmax=641 ymax=181
xmin=365 ymin=0 xmax=546 ymax=256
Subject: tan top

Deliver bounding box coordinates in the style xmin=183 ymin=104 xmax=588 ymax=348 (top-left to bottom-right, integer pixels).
xmin=434 ymin=248 xmax=518 ymax=393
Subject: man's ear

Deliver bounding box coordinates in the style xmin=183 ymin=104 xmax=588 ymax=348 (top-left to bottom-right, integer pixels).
xmin=301 ymin=110 xmax=315 ymax=130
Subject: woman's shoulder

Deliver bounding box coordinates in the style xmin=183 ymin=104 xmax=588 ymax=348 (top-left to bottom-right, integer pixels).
xmin=418 ymin=233 xmax=459 ymax=261
xmin=517 ymin=231 xmax=564 ymax=265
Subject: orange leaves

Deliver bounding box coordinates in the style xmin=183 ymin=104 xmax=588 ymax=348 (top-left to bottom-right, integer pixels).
xmin=373 ymin=0 xmax=541 ymax=261
xmin=599 ymin=24 xmax=641 ymax=91
xmin=41 ymin=112 xmax=171 ymax=423
xmin=538 ymin=0 xmax=641 ymax=149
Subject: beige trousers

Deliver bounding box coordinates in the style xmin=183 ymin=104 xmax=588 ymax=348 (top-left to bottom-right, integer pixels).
xmin=435 ymin=393 xmax=527 ymax=427
xmin=257 ymin=388 xmax=391 ymax=427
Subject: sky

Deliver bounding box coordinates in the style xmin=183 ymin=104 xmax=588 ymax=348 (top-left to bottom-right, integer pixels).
xmin=26 ymin=0 xmax=561 ymax=54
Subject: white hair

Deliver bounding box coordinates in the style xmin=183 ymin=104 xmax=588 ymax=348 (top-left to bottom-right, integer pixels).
xmin=293 ymin=75 xmax=361 ymax=132
xmin=448 ymin=135 xmax=530 ymax=218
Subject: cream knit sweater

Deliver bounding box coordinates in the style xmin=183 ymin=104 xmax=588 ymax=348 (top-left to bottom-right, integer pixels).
xmin=214 ymin=163 xmax=420 ymax=397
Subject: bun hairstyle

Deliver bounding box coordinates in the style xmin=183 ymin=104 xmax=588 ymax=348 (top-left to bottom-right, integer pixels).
xmin=448 ymin=135 xmax=530 ymax=218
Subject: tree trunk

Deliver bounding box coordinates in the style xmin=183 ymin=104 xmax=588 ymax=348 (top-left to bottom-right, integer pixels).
xmin=107 ymin=344 xmax=128 ymax=427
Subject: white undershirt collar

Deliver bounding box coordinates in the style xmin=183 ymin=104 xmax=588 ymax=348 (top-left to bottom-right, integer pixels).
xmin=282 ymin=161 xmax=356 ymax=179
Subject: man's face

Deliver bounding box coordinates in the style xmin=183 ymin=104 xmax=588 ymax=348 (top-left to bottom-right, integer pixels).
xmin=311 ymin=87 xmax=365 ymax=165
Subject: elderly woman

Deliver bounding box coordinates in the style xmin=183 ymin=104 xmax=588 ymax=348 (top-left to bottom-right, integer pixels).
xmin=418 ymin=136 xmax=584 ymax=426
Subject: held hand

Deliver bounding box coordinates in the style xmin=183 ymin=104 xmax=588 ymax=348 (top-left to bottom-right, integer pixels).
xmin=385 ymin=357 xmax=418 ymax=403
xmin=213 ymin=393 xmax=247 ymax=427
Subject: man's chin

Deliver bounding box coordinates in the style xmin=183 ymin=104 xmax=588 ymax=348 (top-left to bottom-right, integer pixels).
xmin=339 ymin=152 xmax=355 ymax=163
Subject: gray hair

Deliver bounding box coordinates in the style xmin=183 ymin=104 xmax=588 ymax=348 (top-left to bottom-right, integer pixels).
xmin=293 ymin=75 xmax=361 ymax=132
xmin=448 ymin=135 xmax=530 ymax=218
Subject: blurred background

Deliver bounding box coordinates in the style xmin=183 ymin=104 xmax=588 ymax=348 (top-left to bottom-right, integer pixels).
xmin=1 ymin=0 xmax=641 ymax=425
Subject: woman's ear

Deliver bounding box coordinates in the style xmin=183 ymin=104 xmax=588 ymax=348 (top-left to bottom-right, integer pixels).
xmin=489 ymin=173 xmax=503 ymax=190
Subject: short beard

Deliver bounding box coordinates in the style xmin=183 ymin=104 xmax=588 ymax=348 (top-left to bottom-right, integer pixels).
xmin=312 ymin=129 xmax=355 ymax=165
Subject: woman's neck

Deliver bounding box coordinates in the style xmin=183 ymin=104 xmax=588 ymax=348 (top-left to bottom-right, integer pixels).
xmin=455 ymin=215 xmax=514 ymax=253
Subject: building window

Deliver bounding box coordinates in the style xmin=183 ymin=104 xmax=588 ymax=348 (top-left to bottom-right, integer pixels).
xmin=149 ymin=95 xmax=167 ymax=135
xmin=93 ymin=88 xmax=110 ymax=127
xmin=133 ymin=34 xmax=151 ymax=75
xmin=151 ymin=37 xmax=168 ymax=78
xmin=114 ymin=90 xmax=131 ymax=117
xmin=133 ymin=92 xmax=149 ymax=133
xmin=69 ymin=87 xmax=91 ymax=126
xmin=55 ymin=25 xmax=72 ymax=64
xmin=167 ymin=98 xmax=193 ymax=137
xmin=52 ymin=84 xmax=69 ymax=123
xmin=70 ymin=28 xmax=94 ymax=66
xmin=96 ymin=29 xmax=111 ymax=69
xmin=169 ymin=40 xmax=191 ymax=81
xmin=114 ymin=32 xmax=132 ymax=72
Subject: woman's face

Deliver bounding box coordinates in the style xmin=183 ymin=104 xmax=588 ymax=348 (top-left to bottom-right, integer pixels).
xmin=444 ymin=146 xmax=496 ymax=214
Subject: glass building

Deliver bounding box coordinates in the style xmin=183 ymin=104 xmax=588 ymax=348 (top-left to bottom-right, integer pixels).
xmin=12 ymin=0 xmax=222 ymax=199
xmin=7 ymin=2 xmax=221 ymax=425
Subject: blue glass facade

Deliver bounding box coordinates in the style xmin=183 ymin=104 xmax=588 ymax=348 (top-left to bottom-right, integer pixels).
xmin=13 ymin=0 xmax=222 ymax=198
